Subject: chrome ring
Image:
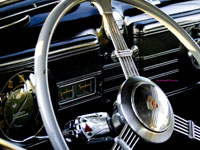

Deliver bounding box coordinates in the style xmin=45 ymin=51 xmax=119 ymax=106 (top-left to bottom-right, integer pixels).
xmin=116 ymin=76 xmax=174 ymax=143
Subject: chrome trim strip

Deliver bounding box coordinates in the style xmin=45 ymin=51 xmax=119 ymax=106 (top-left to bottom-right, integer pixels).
xmin=148 ymin=69 xmax=179 ymax=80
xmin=0 ymin=0 xmax=21 ymax=7
xmin=0 ymin=1 xmax=59 ymax=21
xmin=140 ymin=48 xmax=179 ymax=60
xmin=50 ymin=40 xmax=98 ymax=55
xmin=166 ymin=86 xmax=195 ymax=97
xmin=103 ymin=62 xmax=121 ymax=70
xmin=0 ymin=15 xmax=30 ymax=30
xmin=0 ymin=57 xmax=33 ymax=68
xmin=103 ymin=73 xmax=124 ymax=82
xmin=57 ymin=70 xmax=101 ymax=86
xmin=142 ymin=59 xmax=178 ymax=71
xmin=103 ymin=85 xmax=120 ymax=93
xmin=0 ymin=39 xmax=98 ymax=68
xmin=135 ymin=13 xmax=200 ymax=35
xmin=103 ymin=68 xmax=179 ymax=86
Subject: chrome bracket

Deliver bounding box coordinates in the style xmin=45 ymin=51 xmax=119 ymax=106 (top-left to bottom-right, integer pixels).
xmin=188 ymin=120 xmax=195 ymax=139
xmin=114 ymin=136 xmax=131 ymax=150
xmin=111 ymin=45 xmax=139 ymax=62
xmin=111 ymin=49 xmax=133 ymax=63
xmin=114 ymin=50 xmax=133 ymax=58
xmin=174 ymin=115 xmax=200 ymax=141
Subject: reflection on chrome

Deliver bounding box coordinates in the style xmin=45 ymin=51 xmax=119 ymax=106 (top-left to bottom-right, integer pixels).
xmin=131 ymin=82 xmax=171 ymax=132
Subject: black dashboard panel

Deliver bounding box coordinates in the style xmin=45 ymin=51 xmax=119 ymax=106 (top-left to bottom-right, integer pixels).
xmin=0 ymin=0 xmax=200 ymax=149
xmin=115 ymin=0 xmax=200 ymax=94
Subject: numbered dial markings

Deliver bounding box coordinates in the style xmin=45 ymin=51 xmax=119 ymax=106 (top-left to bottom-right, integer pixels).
xmin=0 ymin=71 xmax=43 ymax=141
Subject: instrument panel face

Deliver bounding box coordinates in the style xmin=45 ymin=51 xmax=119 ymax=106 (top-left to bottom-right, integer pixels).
xmin=0 ymin=71 xmax=43 ymax=141
xmin=58 ymin=78 xmax=96 ymax=105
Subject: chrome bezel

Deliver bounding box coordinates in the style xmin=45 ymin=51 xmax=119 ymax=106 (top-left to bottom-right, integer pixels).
xmin=131 ymin=81 xmax=171 ymax=133
xmin=116 ymin=76 xmax=174 ymax=143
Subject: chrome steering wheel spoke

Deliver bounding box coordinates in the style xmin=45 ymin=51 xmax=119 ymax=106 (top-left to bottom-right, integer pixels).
xmin=91 ymin=1 xmax=140 ymax=149
xmin=174 ymin=114 xmax=200 ymax=141
xmin=91 ymin=0 xmax=139 ymax=79
xmin=112 ymin=124 xmax=140 ymax=150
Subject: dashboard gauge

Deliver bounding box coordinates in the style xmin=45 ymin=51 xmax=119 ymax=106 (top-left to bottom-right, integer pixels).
xmin=58 ymin=78 xmax=96 ymax=104
xmin=0 ymin=71 xmax=43 ymax=141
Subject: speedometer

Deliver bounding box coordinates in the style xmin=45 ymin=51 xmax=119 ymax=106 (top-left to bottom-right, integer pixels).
xmin=0 ymin=71 xmax=43 ymax=141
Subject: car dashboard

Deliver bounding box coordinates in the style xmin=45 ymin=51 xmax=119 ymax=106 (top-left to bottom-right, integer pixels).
xmin=0 ymin=0 xmax=200 ymax=149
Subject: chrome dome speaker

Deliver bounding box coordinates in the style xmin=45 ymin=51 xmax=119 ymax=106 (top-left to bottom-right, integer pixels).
xmin=114 ymin=76 xmax=174 ymax=143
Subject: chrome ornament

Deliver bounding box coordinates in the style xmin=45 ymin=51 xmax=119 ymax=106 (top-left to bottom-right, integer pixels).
xmin=116 ymin=76 xmax=174 ymax=143
xmin=131 ymin=82 xmax=171 ymax=132
xmin=77 ymin=113 xmax=111 ymax=140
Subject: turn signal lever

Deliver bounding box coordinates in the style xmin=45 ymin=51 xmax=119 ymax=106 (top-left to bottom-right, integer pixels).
xmin=62 ymin=112 xmax=115 ymax=145
xmin=62 ymin=112 xmax=134 ymax=150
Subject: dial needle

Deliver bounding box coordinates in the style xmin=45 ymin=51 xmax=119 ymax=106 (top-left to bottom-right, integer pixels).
xmin=10 ymin=94 xmax=29 ymax=127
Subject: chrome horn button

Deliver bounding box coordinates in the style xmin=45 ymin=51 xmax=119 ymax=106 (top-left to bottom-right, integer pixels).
xmin=116 ymin=76 xmax=174 ymax=143
xmin=131 ymin=82 xmax=171 ymax=133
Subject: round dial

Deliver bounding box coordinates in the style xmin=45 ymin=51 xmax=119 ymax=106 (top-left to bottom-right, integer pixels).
xmin=0 ymin=71 xmax=43 ymax=141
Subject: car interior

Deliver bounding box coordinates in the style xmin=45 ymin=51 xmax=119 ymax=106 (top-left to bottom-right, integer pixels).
xmin=1 ymin=0 xmax=200 ymax=149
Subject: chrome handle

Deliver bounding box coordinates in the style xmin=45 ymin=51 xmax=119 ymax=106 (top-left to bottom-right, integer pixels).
xmin=0 ymin=15 xmax=30 ymax=30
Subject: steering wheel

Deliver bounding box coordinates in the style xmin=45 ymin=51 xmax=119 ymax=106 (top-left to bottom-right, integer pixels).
xmin=34 ymin=0 xmax=200 ymax=150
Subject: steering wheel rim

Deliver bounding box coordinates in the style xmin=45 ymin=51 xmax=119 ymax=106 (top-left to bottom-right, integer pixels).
xmin=34 ymin=0 xmax=200 ymax=150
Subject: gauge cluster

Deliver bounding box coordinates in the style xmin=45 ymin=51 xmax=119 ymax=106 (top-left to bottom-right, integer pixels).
xmin=58 ymin=78 xmax=96 ymax=105
xmin=0 ymin=71 xmax=43 ymax=141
